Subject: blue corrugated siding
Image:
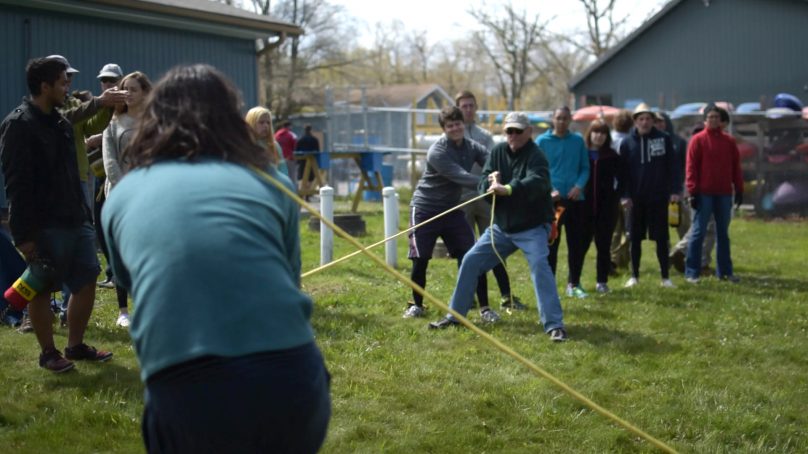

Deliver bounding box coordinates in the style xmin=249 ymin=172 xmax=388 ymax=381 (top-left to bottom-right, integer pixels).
xmin=573 ymin=0 xmax=808 ymax=108
xmin=0 ymin=5 xmax=258 ymax=116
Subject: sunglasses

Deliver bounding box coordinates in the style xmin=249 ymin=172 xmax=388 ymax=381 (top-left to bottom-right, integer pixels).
xmin=505 ymin=128 xmax=524 ymax=135
xmin=100 ymin=77 xmax=120 ymax=84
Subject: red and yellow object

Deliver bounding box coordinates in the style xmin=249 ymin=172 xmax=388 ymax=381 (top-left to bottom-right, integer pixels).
xmin=4 ymin=267 xmax=47 ymax=311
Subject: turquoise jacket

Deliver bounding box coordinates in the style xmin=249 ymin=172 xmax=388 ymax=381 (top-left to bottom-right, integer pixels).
xmin=102 ymin=160 xmax=313 ymax=381
xmin=535 ymin=130 xmax=590 ymax=200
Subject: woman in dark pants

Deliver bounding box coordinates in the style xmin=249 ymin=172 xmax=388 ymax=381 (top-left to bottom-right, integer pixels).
xmin=102 ymin=64 xmax=330 ymax=453
xmin=580 ymin=120 xmax=622 ymax=294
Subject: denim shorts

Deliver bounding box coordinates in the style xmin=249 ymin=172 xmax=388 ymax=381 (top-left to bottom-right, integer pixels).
xmin=33 ymin=222 xmax=100 ymax=293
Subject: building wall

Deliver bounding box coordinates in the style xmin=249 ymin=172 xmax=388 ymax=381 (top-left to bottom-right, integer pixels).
xmin=0 ymin=4 xmax=258 ymax=116
xmin=572 ymin=0 xmax=808 ymax=108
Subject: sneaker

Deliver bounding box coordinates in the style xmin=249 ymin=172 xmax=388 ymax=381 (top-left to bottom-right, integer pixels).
xmin=97 ymin=278 xmax=115 ymax=289
xmin=116 ymin=313 xmax=130 ymax=328
xmin=595 ymin=283 xmax=610 ymax=294
xmin=403 ymin=304 xmax=425 ymax=318
xmin=685 ymin=276 xmax=700 ymax=284
xmin=720 ymin=275 xmax=740 ymax=283
xmin=64 ymin=343 xmax=113 ymax=362
xmin=39 ymin=348 xmax=75 ymax=373
xmin=669 ymin=250 xmax=685 ymax=273
xmin=624 ymin=277 xmax=639 ymax=288
xmin=479 ymin=308 xmax=500 ymax=323
xmin=500 ymin=295 xmax=527 ymax=311
xmin=548 ymin=328 xmax=568 ymax=342
xmin=17 ymin=314 xmax=33 ymax=333
xmin=566 ymin=284 xmax=588 ymax=299
xmin=428 ymin=317 xmax=459 ymax=330
xmin=660 ymin=279 xmax=676 ymax=288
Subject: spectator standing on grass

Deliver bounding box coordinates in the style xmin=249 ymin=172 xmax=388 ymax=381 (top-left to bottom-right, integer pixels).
xmin=102 ymin=64 xmax=330 ymax=452
xmin=91 ymin=63 xmax=125 ymax=291
xmin=536 ymin=106 xmax=590 ymax=298
xmin=581 ymin=119 xmax=622 ymax=294
xmin=0 ymin=57 xmax=113 ymax=372
xmin=102 ymin=71 xmax=152 ymax=328
xmin=429 ymin=112 xmax=568 ymax=342
xmin=610 ymin=109 xmax=633 ymax=271
xmin=455 ymin=90 xmax=524 ymax=310
xmin=684 ymin=104 xmax=743 ymax=284
xmin=245 ymin=106 xmax=288 ymax=177
xmin=295 ymin=124 xmax=321 ymax=198
xmin=404 ymin=106 xmax=498 ymax=322
xmin=619 ymin=103 xmax=680 ymax=288
xmin=275 ymin=120 xmax=297 ymax=183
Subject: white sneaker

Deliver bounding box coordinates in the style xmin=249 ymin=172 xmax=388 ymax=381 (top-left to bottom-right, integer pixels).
xmin=402 ymin=304 xmax=425 ymax=318
xmin=624 ymin=277 xmax=639 ymax=288
xmin=660 ymin=279 xmax=676 ymax=288
xmin=685 ymin=276 xmax=700 ymax=284
xmin=480 ymin=308 xmax=500 ymax=323
xmin=116 ymin=313 xmax=130 ymax=328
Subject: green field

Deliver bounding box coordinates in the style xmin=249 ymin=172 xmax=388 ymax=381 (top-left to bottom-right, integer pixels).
xmin=1 ymin=201 xmax=806 ymax=453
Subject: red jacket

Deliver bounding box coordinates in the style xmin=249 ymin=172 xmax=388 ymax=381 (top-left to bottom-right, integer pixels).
xmin=685 ymin=127 xmax=743 ymax=196
xmin=274 ymin=127 xmax=297 ymax=161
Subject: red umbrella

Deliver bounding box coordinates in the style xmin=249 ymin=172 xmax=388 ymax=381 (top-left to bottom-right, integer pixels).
xmin=572 ymin=105 xmax=620 ymax=122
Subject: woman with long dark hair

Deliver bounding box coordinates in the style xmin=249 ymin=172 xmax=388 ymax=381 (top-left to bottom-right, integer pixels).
xmin=102 ymin=64 xmax=330 ymax=453
xmin=581 ymin=119 xmax=622 ymax=294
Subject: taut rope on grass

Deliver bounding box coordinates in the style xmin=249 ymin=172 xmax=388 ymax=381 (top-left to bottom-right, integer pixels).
xmin=251 ymin=166 xmax=679 ymax=454
xmin=301 ymin=190 xmax=493 ymax=279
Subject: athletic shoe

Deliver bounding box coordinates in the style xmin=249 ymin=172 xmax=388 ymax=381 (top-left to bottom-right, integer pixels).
xmin=660 ymin=279 xmax=676 ymax=288
xmin=97 ymin=278 xmax=115 ymax=289
xmin=720 ymin=275 xmax=740 ymax=283
xmin=566 ymin=284 xmax=588 ymax=299
xmin=685 ymin=276 xmax=700 ymax=284
xmin=17 ymin=314 xmax=33 ymax=333
xmin=624 ymin=277 xmax=639 ymax=288
xmin=500 ymin=295 xmax=527 ymax=311
xmin=116 ymin=313 xmax=130 ymax=328
xmin=548 ymin=328 xmax=568 ymax=342
xmin=669 ymin=250 xmax=686 ymax=273
xmin=595 ymin=283 xmax=610 ymax=294
xmin=64 ymin=343 xmax=113 ymax=362
xmin=479 ymin=308 xmax=500 ymax=323
xmin=39 ymin=348 xmax=75 ymax=373
xmin=428 ymin=317 xmax=459 ymax=330
xmin=402 ymin=304 xmax=425 ymax=318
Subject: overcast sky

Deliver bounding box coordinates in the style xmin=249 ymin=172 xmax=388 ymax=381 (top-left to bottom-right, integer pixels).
xmin=329 ymin=0 xmax=668 ymax=47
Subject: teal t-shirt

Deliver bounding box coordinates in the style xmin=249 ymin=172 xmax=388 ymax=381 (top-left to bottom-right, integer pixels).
xmin=102 ymin=160 xmax=314 ymax=381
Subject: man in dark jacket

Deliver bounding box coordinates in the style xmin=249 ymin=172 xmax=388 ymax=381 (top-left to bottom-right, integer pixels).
xmin=0 ymin=57 xmax=112 ymax=373
xmin=429 ymin=112 xmax=567 ymax=342
xmin=619 ymin=104 xmax=680 ymax=288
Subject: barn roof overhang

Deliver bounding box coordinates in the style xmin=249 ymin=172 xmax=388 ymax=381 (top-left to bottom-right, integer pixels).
xmin=0 ymin=0 xmax=303 ymax=41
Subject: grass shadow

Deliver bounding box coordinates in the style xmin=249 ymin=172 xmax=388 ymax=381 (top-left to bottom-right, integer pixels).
xmin=567 ymin=323 xmax=681 ymax=355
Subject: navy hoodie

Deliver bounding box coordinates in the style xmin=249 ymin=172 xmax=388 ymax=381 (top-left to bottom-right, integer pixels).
xmin=619 ymin=126 xmax=679 ymax=202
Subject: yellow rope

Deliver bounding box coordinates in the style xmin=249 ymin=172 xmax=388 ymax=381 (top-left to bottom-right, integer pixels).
xmin=251 ymin=166 xmax=679 ymax=454
xmin=301 ymin=190 xmax=493 ymax=279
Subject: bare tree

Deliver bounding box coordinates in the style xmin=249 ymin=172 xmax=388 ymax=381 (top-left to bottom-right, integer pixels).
xmin=563 ymin=0 xmax=628 ymax=59
xmin=469 ymin=4 xmax=547 ymax=110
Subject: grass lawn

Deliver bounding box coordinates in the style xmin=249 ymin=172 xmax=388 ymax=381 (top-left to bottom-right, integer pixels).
xmin=1 ymin=199 xmax=806 ymax=453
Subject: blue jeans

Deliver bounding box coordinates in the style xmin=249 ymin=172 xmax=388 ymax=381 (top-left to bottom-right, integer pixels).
xmin=448 ymin=224 xmax=564 ymax=332
xmin=686 ymin=194 xmax=733 ymax=278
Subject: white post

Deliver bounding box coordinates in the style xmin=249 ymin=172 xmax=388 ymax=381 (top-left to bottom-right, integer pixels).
xmin=383 ymin=186 xmax=398 ymax=267
xmin=320 ymin=186 xmax=334 ymax=266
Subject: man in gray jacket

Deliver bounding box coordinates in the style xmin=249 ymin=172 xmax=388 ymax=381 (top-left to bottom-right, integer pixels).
xmin=404 ymin=106 xmax=499 ymax=323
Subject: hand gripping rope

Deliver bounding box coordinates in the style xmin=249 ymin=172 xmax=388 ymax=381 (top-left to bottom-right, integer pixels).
xmin=251 ymin=166 xmax=678 ymax=454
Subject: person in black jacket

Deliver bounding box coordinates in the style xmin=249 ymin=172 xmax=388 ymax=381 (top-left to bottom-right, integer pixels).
xmin=581 ymin=119 xmax=622 ymax=294
xmin=619 ymin=104 xmax=680 ymax=288
xmin=0 ymin=57 xmax=112 ymax=373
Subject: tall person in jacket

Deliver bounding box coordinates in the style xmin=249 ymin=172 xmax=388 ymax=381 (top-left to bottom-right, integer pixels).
xmin=536 ymin=107 xmax=590 ymax=298
xmin=684 ymin=104 xmax=743 ymax=283
xmin=619 ymin=104 xmax=680 ymax=288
